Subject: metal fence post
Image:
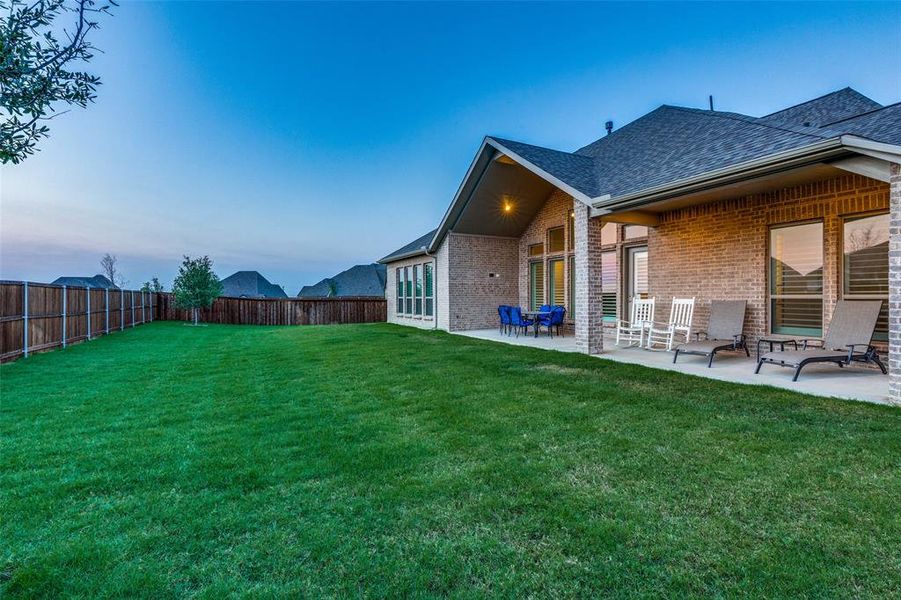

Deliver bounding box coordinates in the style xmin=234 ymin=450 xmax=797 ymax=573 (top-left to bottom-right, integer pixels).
xmin=131 ymin=290 xmax=135 ymax=327
xmin=86 ymin=286 xmax=92 ymax=340
xmin=23 ymin=282 xmax=28 ymax=358
xmin=120 ymin=289 xmax=124 ymax=331
xmin=62 ymin=285 xmax=67 ymax=349
xmin=105 ymin=288 xmax=110 ymax=334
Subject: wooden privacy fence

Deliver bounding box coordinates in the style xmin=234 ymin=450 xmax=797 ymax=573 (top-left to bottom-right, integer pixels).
xmin=0 ymin=281 xmax=155 ymax=363
xmin=0 ymin=281 xmax=387 ymax=363
xmin=155 ymin=293 xmax=386 ymax=326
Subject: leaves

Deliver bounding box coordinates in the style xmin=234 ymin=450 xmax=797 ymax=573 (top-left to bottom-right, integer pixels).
xmin=171 ymin=256 xmax=223 ymax=321
xmin=0 ymin=0 xmax=117 ymax=163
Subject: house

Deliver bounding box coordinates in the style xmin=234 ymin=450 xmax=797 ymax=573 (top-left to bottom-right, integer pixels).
xmin=51 ymin=274 xmax=118 ymax=289
xmin=220 ymin=271 xmax=287 ymax=298
xmin=298 ymin=263 xmax=386 ymax=298
xmin=378 ymin=87 xmax=901 ymax=401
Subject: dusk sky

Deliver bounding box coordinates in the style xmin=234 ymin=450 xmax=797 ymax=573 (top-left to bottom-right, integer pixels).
xmin=2 ymin=1 xmax=900 ymax=294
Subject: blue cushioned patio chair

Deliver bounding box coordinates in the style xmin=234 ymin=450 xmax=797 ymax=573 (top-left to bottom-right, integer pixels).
xmin=498 ymin=305 xmax=511 ymax=334
xmin=508 ymin=306 xmax=534 ymax=337
xmin=538 ymin=306 xmax=566 ymax=337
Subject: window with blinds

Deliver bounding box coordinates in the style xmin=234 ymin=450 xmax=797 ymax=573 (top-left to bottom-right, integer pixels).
xmin=844 ymin=213 xmax=888 ymax=340
xmin=632 ymin=251 xmax=648 ymax=297
xmin=548 ymin=259 xmax=565 ymax=307
xmin=424 ymin=263 xmax=434 ymax=317
xmin=529 ymin=261 xmax=545 ymax=310
xmin=568 ymin=255 xmax=575 ymax=315
xmin=770 ymin=222 xmax=823 ymax=336
xmin=413 ymin=265 xmax=423 ymax=315
xmin=396 ymin=268 xmax=404 ymax=314
xmin=404 ymin=266 xmax=413 ymax=315
xmin=601 ymin=251 xmax=617 ymax=321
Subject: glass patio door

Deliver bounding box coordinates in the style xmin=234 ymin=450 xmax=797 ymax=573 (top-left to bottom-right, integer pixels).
xmin=626 ymin=246 xmax=649 ymax=315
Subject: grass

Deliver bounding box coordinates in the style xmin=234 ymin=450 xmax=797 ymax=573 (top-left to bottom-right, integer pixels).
xmin=2 ymin=322 xmax=899 ymax=598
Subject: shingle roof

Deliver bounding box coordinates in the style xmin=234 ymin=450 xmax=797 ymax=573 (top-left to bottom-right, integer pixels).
xmin=298 ymin=263 xmax=387 ymax=297
xmin=758 ymin=87 xmax=882 ymax=128
xmin=820 ymin=102 xmax=901 ymax=145
xmin=51 ymin=274 xmax=117 ymax=288
xmin=379 ymin=228 xmax=437 ymax=263
xmin=485 ymin=88 xmax=898 ymax=202
xmin=220 ymin=271 xmax=287 ymax=298
xmin=489 ymin=138 xmax=599 ymax=198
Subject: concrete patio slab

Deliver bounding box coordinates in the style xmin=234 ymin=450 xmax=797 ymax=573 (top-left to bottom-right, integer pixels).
xmin=456 ymin=329 xmax=891 ymax=405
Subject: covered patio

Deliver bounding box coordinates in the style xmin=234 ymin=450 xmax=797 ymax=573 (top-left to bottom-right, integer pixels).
xmin=456 ymin=328 xmax=890 ymax=404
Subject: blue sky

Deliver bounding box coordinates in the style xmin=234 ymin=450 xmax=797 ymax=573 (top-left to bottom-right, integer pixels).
xmin=2 ymin=1 xmax=900 ymax=293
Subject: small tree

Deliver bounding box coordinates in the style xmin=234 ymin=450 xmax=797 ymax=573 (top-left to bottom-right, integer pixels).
xmin=100 ymin=253 xmax=125 ymax=287
xmin=171 ymin=255 xmax=222 ymax=325
xmin=140 ymin=277 xmax=163 ymax=293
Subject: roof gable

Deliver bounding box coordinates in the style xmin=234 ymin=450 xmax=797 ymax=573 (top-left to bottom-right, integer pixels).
xmin=220 ymin=271 xmax=287 ymax=298
xmin=758 ymin=87 xmax=882 ymax=128
xmin=298 ymin=263 xmax=387 ymax=297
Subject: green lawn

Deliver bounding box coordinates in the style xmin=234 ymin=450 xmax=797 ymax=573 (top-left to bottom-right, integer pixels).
xmin=2 ymin=322 xmax=899 ymax=598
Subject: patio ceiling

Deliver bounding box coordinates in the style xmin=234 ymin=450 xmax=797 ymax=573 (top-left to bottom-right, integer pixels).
xmin=450 ymin=157 xmax=557 ymax=238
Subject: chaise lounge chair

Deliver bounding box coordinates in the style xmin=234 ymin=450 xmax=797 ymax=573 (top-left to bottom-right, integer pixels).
xmin=673 ymin=300 xmax=748 ymax=367
xmin=755 ymin=300 xmax=887 ymax=381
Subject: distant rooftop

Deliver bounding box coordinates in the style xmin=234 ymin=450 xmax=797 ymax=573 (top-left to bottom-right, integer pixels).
xmin=220 ymin=271 xmax=287 ymax=298
xmin=51 ymin=274 xmax=117 ymax=289
xmin=298 ymin=263 xmax=387 ymax=298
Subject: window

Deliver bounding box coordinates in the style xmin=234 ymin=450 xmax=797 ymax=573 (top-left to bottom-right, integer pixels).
xmin=770 ymin=222 xmax=823 ymax=336
xmin=844 ymin=213 xmax=888 ymax=341
xmin=547 ymin=227 xmax=565 ymax=253
xmin=404 ymin=266 xmax=413 ymax=314
xmin=601 ymin=251 xmax=617 ymax=322
xmin=413 ymin=265 xmax=423 ymax=315
xmin=568 ymin=211 xmax=575 ymax=249
xmin=529 ymin=261 xmax=545 ymax=310
xmin=424 ymin=263 xmax=434 ymax=317
xmin=528 ymin=243 xmax=544 ymax=257
xmin=624 ymin=225 xmax=648 ymax=240
xmin=548 ymin=258 xmax=565 ymax=307
xmin=395 ymin=268 xmax=403 ymax=314
xmin=601 ymin=223 xmax=617 ymax=246
xmin=568 ymin=255 xmax=575 ymax=315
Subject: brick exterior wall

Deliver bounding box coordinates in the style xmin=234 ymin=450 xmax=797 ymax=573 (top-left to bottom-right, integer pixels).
xmin=574 ymin=200 xmax=605 ymax=354
xmin=517 ymin=190 xmax=575 ymax=313
xmin=888 ymin=163 xmax=901 ymax=405
xmin=446 ymin=233 xmax=519 ymax=331
xmin=648 ymin=173 xmax=889 ymax=350
xmin=385 ymin=254 xmax=439 ymax=330
xmin=435 ymin=237 xmax=450 ymax=331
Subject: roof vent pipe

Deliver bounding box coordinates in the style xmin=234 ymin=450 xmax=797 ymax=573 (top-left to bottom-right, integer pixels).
xmin=605 ymin=120 xmax=613 ymax=135
xmin=709 ymin=95 xmax=714 ymax=111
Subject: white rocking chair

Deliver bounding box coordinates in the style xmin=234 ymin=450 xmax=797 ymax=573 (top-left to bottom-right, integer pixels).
xmin=646 ymin=297 xmax=695 ymax=351
xmin=616 ymin=297 xmax=655 ymax=347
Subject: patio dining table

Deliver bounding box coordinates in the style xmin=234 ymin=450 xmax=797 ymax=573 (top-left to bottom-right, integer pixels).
xmin=522 ymin=310 xmax=551 ymax=338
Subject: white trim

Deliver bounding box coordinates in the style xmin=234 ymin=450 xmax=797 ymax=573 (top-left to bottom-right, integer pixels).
xmin=486 ymin=138 xmax=595 ymax=206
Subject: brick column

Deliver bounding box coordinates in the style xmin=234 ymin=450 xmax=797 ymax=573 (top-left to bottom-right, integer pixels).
xmin=574 ymin=199 xmax=604 ymax=354
xmin=889 ymin=163 xmax=901 ymax=405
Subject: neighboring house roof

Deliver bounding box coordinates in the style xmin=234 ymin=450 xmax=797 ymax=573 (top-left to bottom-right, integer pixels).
xmin=298 ymin=263 xmax=387 ymax=297
xmin=220 ymin=271 xmax=287 ymax=298
xmin=424 ymin=87 xmax=901 ymax=253
xmin=51 ymin=274 xmax=117 ymax=288
xmin=379 ymin=228 xmax=438 ymax=263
